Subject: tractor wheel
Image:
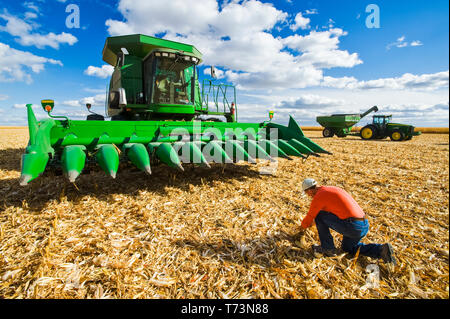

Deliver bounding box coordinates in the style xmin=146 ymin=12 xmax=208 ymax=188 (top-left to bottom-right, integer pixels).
xmin=322 ymin=128 xmax=334 ymax=138
xmin=360 ymin=125 xmax=377 ymax=140
xmin=390 ymin=130 xmax=405 ymax=141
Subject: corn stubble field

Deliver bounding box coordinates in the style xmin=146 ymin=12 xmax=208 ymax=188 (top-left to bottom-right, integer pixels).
xmin=0 ymin=128 xmax=448 ymax=299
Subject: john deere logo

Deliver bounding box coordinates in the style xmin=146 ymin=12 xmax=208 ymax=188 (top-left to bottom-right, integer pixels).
xmin=269 ymin=111 xmax=274 ymax=120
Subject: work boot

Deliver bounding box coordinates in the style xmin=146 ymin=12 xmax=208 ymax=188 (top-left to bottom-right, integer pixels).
xmin=380 ymin=243 xmax=396 ymax=265
xmin=312 ymin=245 xmax=338 ymax=257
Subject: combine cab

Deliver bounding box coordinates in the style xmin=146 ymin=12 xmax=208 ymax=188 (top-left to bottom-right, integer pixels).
xmin=19 ymin=34 xmax=330 ymax=186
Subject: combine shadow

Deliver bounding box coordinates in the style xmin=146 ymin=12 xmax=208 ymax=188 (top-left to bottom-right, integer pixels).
xmin=0 ymin=163 xmax=263 ymax=212
xmin=0 ymin=148 xmax=24 ymax=172
xmin=173 ymin=231 xmax=318 ymax=269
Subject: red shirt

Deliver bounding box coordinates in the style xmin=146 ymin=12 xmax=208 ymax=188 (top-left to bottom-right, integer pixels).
xmin=301 ymin=186 xmax=365 ymax=229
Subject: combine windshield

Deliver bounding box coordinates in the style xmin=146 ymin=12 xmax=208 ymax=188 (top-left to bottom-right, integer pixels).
xmin=144 ymin=52 xmax=197 ymax=105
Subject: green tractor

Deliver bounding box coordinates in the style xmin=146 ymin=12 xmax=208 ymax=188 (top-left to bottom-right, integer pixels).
xmin=360 ymin=115 xmax=421 ymax=141
xmin=19 ymin=34 xmax=330 ymax=186
xmin=316 ymin=106 xmax=379 ymax=138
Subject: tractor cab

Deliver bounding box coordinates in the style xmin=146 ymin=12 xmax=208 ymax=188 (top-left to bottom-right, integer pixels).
xmin=372 ymin=115 xmax=391 ymax=127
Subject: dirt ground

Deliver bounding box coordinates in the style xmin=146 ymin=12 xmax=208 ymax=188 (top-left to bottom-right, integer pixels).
xmin=0 ymin=127 xmax=448 ymax=299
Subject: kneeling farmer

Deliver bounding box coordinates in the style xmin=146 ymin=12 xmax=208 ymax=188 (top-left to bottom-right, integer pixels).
xmin=299 ymin=178 xmax=396 ymax=264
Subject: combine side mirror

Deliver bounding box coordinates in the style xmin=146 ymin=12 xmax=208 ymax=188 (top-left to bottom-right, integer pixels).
xmin=109 ymin=91 xmax=120 ymax=109
xmin=210 ymin=66 xmax=217 ymax=79
xmin=117 ymin=52 xmax=125 ymax=68
xmin=86 ymin=103 xmax=92 ymax=110
xmin=109 ymin=88 xmax=127 ymax=109
xmin=41 ymin=99 xmax=54 ymax=113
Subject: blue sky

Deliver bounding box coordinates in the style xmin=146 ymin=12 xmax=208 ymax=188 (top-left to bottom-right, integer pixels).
xmin=0 ymin=0 xmax=448 ymax=127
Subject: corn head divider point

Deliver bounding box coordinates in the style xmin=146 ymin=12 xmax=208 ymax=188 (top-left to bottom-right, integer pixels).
xmin=19 ymin=34 xmax=330 ymax=186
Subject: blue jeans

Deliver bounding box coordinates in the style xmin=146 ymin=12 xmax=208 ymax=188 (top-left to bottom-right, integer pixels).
xmin=314 ymin=211 xmax=383 ymax=259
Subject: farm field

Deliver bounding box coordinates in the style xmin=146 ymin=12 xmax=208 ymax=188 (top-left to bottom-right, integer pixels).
xmin=0 ymin=127 xmax=448 ymax=299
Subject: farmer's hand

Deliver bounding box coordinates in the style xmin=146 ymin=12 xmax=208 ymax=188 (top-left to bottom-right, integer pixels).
xmin=291 ymin=228 xmax=308 ymax=248
xmin=292 ymin=228 xmax=306 ymax=241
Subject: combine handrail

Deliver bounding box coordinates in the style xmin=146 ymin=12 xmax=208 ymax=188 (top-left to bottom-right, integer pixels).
xmin=201 ymin=80 xmax=236 ymax=115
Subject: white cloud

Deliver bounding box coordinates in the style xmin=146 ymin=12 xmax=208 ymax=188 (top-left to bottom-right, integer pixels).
xmin=386 ymin=35 xmax=423 ymax=50
xmin=105 ymin=0 xmax=360 ymax=90
xmin=23 ymin=2 xmax=40 ymax=13
xmin=410 ymin=40 xmax=423 ymax=47
xmin=62 ymin=94 xmax=106 ymax=108
xmin=305 ymin=9 xmax=318 ymax=15
xmin=282 ymin=28 xmax=362 ymax=69
xmin=283 ymin=28 xmax=346 ymax=52
xmin=276 ymin=94 xmax=347 ymax=110
xmin=321 ymin=76 xmax=358 ymax=89
xmin=83 ymin=87 xmax=107 ymax=94
xmin=0 ymin=42 xmax=62 ymax=84
xmin=106 ymin=0 xmax=219 ymax=36
xmin=0 ymin=94 xmax=8 ymax=101
xmin=84 ymin=65 xmax=114 ymax=78
xmin=322 ymin=70 xmax=449 ymax=91
xmin=24 ymin=12 xmax=38 ymax=20
xmin=12 ymin=103 xmax=39 ymax=109
xmin=290 ymin=12 xmax=310 ymax=31
xmin=0 ymin=12 xmax=77 ymax=49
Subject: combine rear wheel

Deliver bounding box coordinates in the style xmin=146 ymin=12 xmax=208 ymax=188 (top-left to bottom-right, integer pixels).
xmin=360 ymin=125 xmax=377 ymax=140
xmin=390 ymin=130 xmax=404 ymax=141
xmin=322 ymin=128 xmax=334 ymax=138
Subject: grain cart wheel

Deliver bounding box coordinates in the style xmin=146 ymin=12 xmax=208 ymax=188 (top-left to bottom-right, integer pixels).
xmin=322 ymin=128 xmax=334 ymax=138
xmin=390 ymin=130 xmax=404 ymax=141
xmin=360 ymin=125 xmax=377 ymax=140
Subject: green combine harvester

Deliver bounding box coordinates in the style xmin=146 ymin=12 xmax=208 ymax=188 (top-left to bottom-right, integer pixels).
xmin=20 ymin=34 xmax=330 ymax=186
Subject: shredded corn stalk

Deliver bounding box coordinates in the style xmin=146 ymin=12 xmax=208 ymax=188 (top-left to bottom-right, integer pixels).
xmin=0 ymin=128 xmax=448 ymax=299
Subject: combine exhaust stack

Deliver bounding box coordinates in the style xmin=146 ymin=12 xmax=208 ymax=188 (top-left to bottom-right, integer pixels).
xmin=19 ymin=34 xmax=331 ymax=185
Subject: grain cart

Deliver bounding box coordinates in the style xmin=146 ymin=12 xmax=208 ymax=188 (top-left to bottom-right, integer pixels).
xmin=316 ymin=106 xmax=379 ymax=137
xmin=360 ymin=115 xmax=421 ymax=141
xmin=19 ymin=34 xmax=330 ymax=186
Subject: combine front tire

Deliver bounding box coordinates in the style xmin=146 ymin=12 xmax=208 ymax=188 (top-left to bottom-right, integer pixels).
xmin=322 ymin=128 xmax=334 ymax=138
xmin=360 ymin=125 xmax=377 ymax=140
xmin=390 ymin=130 xmax=404 ymax=141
